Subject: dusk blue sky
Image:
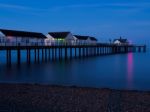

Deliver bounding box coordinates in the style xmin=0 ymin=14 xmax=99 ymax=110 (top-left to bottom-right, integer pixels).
xmin=0 ymin=0 xmax=150 ymax=44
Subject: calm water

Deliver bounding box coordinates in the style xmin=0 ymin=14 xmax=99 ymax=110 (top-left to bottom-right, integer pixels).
xmin=0 ymin=50 xmax=150 ymax=91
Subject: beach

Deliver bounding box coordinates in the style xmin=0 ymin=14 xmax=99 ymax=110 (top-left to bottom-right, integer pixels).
xmin=0 ymin=83 xmax=150 ymax=112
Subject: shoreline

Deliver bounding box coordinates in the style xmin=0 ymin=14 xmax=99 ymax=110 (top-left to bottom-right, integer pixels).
xmin=0 ymin=82 xmax=149 ymax=92
xmin=0 ymin=83 xmax=150 ymax=111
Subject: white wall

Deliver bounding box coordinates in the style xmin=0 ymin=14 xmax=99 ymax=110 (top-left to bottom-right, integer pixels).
xmin=86 ymin=38 xmax=91 ymax=44
xmin=45 ymin=34 xmax=55 ymax=46
xmin=0 ymin=31 xmax=46 ymax=46
xmin=48 ymin=33 xmax=77 ymax=46
xmin=65 ymin=33 xmax=76 ymax=45
xmin=0 ymin=31 xmax=6 ymax=46
xmin=114 ymin=40 xmax=121 ymax=45
xmin=0 ymin=31 xmax=6 ymax=41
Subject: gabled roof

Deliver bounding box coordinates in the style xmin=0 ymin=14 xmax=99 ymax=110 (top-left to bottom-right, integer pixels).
xmin=48 ymin=32 xmax=70 ymax=39
xmin=0 ymin=29 xmax=46 ymax=38
xmin=74 ymin=35 xmax=89 ymax=40
xmin=89 ymin=37 xmax=98 ymax=41
xmin=114 ymin=37 xmax=128 ymax=43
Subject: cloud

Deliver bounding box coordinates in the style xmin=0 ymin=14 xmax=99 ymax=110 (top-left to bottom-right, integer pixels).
xmin=0 ymin=3 xmax=31 ymax=10
xmin=0 ymin=3 xmax=48 ymax=16
xmin=131 ymin=21 xmax=150 ymax=26
xmin=1 ymin=2 xmax=150 ymax=15
xmin=0 ymin=3 xmax=47 ymax=12
xmin=51 ymin=2 xmax=150 ymax=11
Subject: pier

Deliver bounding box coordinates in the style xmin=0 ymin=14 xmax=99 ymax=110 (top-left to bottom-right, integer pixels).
xmin=0 ymin=43 xmax=146 ymax=66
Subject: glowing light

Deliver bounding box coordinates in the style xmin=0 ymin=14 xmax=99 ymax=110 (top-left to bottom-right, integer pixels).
xmin=57 ymin=38 xmax=64 ymax=41
xmin=7 ymin=36 xmax=13 ymax=39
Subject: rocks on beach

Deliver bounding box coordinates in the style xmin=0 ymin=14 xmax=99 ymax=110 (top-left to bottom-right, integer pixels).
xmin=0 ymin=84 xmax=150 ymax=112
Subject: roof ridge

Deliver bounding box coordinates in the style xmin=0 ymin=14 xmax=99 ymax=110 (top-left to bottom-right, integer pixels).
xmin=0 ymin=29 xmax=43 ymax=34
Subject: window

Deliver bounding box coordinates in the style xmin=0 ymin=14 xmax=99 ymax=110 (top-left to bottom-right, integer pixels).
xmin=26 ymin=39 xmax=29 ymax=43
xmin=6 ymin=39 xmax=10 ymax=43
xmin=41 ymin=39 xmax=44 ymax=42
xmin=21 ymin=38 xmax=26 ymax=42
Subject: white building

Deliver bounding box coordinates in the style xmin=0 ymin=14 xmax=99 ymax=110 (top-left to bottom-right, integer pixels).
xmin=47 ymin=32 xmax=76 ymax=45
xmin=74 ymin=35 xmax=89 ymax=45
xmin=74 ymin=35 xmax=98 ymax=45
xmin=113 ymin=37 xmax=129 ymax=45
xmin=89 ymin=37 xmax=98 ymax=45
xmin=0 ymin=29 xmax=46 ymax=46
xmin=0 ymin=31 xmax=6 ymax=46
xmin=45 ymin=34 xmax=55 ymax=46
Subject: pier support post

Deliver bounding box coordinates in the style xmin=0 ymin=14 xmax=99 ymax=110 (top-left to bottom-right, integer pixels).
xmin=9 ymin=50 xmax=11 ymax=66
xmin=97 ymin=47 xmax=99 ymax=56
xmin=17 ymin=48 xmax=21 ymax=65
xmin=34 ymin=49 xmax=37 ymax=63
xmin=94 ymin=47 xmax=96 ymax=56
xmin=79 ymin=47 xmax=81 ymax=58
xmin=144 ymin=45 xmax=146 ymax=52
xmin=138 ymin=47 xmax=141 ymax=52
xmin=26 ymin=48 xmax=31 ymax=64
xmin=133 ymin=47 xmax=136 ymax=52
xmin=37 ymin=49 xmax=40 ymax=63
xmin=65 ymin=47 xmax=68 ymax=60
xmin=6 ymin=49 xmax=11 ymax=66
xmin=86 ymin=47 xmax=88 ymax=57
xmin=42 ymin=49 xmax=44 ymax=61
xmin=55 ymin=47 xmax=57 ymax=60
xmin=75 ymin=47 xmax=77 ymax=58
xmin=60 ymin=47 xmax=63 ymax=60
xmin=70 ymin=47 xmax=72 ymax=59
xmin=28 ymin=49 xmax=31 ymax=64
xmin=58 ymin=47 xmax=60 ymax=60
xmin=52 ymin=48 xmax=54 ymax=61
xmin=103 ymin=46 xmax=105 ymax=55
xmin=83 ymin=47 xmax=85 ymax=57
xmin=27 ymin=49 xmax=28 ymax=63
xmin=45 ymin=48 xmax=47 ymax=62
xmin=48 ymin=48 xmax=51 ymax=61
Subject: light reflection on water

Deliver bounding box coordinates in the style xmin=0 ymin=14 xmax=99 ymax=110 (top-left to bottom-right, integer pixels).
xmin=127 ymin=53 xmax=133 ymax=89
xmin=0 ymin=51 xmax=149 ymax=91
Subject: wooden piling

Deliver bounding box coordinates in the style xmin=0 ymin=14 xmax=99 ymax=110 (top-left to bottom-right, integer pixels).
xmin=45 ymin=48 xmax=47 ymax=62
xmin=65 ymin=47 xmax=68 ymax=60
xmin=70 ymin=47 xmax=72 ymax=59
xmin=17 ymin=48 xmax=21 ymax=65
xmin=75 ymin=47 xmax=77 ymax=58
xmin=144 ymin=45 xmax=146 ymax=52
xmin=79 ymin=47 xmax=81 ymax=58
xmin=37 ymin=48 xmax=40 ymax=63
xmin=34 ymin=49 xmax=37 ymax=63
xmin=28 ymin=48 xmax=31 ymax=64
xmin=42 ymin=49 xmax=44 ymax=61
xmin=48 ymin=48 xmax=51 ymax=61
xmin=6 ymin=49 xmax=11 ymax=66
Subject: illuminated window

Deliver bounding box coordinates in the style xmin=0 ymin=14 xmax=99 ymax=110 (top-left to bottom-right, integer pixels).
xmin=21 ymin=38 xmax=26 ymax=42
xmin=58 ymin=38 xmax=64 ymax=41
xmin=26 ymin=39 xmax=29 ymax=43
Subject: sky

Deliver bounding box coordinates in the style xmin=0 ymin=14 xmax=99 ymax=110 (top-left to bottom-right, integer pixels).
xmin=0 ymin=0 xmax=150 ymax=44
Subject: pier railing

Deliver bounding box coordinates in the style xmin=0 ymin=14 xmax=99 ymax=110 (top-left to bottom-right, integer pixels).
xmin=0 ymin=42 xmax=96 ymax=47
xmin=0 ymin=42 xmax=145 ymax=47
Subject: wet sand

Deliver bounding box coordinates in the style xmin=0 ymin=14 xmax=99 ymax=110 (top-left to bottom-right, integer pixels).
xmin=0 ymin=83 xmax=150 ymax=112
